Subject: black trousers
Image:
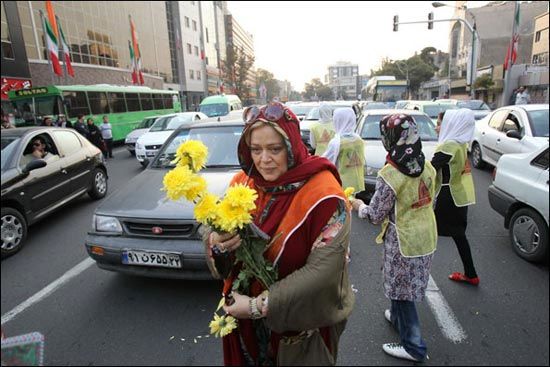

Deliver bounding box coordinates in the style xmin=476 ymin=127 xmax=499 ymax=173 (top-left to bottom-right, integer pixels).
xmin=104 ymin=138 xmax=113 ymax=158
xmin=452 ymin=234 xmax=477 ymax=278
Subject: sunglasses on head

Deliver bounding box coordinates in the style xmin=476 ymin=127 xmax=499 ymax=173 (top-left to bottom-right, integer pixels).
xmin=243 ymin=101 xmax=295 ymax=125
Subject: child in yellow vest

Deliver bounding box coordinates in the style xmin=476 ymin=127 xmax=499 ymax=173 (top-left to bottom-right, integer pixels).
xmin=351 ymin=114 xmax=436 ymax=363
xmin=432 ymin=108 xmax=479 ymax=285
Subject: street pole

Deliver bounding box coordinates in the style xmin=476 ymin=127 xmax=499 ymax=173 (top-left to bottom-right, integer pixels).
xmin=501 ymin=1 xmax=520 ymax=107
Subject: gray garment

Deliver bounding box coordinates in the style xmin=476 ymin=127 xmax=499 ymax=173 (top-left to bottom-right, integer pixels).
xmin=358 ymin=177 xmax=433 ymax=301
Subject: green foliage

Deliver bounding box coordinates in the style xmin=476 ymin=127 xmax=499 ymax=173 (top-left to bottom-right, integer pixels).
xmin=302 ymin=78 xmax=333 ymax=101
xmin=223 ymin=45 xmax=255 ymax=101
xmin=474 ymin=74 xmax=495 ymax=90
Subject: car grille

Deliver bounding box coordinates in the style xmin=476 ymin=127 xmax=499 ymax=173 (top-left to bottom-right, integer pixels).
xmin=145 ymin=145 xmax=162 ymax=150
xmin=123 ymin=220 xmax=197 ymax=238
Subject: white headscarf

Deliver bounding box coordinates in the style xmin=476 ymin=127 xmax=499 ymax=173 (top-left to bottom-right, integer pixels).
xmin=438 ymin=108 xmax=475 ymax=144
xmin=318 ymin=103 xmax=333 ymax=123
xmin=322 ymin=107 xmax=360 ymax=164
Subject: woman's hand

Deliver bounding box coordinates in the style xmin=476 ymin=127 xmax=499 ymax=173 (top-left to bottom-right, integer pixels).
xmin=210 ymin=232 xmax=242 ymax=253
xmin=350 ymin=198 xmax=364 ymax=212
xmin=223 ymin=292 xmax=252 ymax=319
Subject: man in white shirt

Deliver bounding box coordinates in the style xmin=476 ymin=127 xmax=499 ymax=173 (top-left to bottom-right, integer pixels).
xmin=515 ymin=86 xmax=531 ymax=105
xmin=100 ymin=115 xmax=113 ymax=158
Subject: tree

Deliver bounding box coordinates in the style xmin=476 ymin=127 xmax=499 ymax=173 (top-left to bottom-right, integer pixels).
xmin=222 ymin=45 xmax=255 ymax=101
xmin=302 ymin=78 xmax=332 ymax=101
xmin=474 ymin=74 xmax=494 ymax=90
xmin=256 ymin=68 xmax=280 ymax=101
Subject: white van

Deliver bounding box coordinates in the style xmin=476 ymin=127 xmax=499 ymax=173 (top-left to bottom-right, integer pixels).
xmin=199 ymin=94 xmax=242 ymax=117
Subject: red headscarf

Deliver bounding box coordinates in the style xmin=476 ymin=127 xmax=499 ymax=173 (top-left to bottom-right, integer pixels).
xmin=237 ymin=103 xmax=341 ymax=237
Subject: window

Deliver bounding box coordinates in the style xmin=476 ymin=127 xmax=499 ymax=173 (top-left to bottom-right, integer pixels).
xmin=206 ymin=27 xmax=209 ymax=43
xmin=125 ymin=93 xmax=141 ymax=111
xmin=139 ymin=93 xmax=153 ymax=110
xmin=184 ymin=16 xmax=190 ymax=28
xmin=163 ymin=94 xmax=174 ymax=109
xmin=205 ymin=57 xmax=209 ymax=65
xmin=194 ymin=46 xmax=199 ymax=56
xmin=88 ymin=92 xmax=110 ymax=115
xmin=108 ymin=92 xmax=126 ymax=113
xmin=53 ymin=131 xmax=82 ymax=156
xmin=152 ymin=94 xmax=165 ymax=109
xmin=187 ymin=43 xmax=192 ymax=54
xmin=189 ymin=70 xmax=194 ymax=79
xmin=531 ymin=148 xmax=549 ymax=170
xmin=488 ymin=110 xmax=508 ymax=130
xmin=535 ymin=31 xmax=541 ymax=43
xmin=192 ymin=20 xmax=197 ymax=31
xmin=502 ymin=116 xmax=519 ymax=133
xmin=62 ymin=91 xmax=90 ymax=118
xmin=197 ymin=71 xmax=201 ymax=80
xmin=1 ymin=2 xmax=14 ymax=59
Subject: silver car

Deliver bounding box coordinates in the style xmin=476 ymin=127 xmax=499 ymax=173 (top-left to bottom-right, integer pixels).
xmin=85 ymin=120 xmax=244 ymax=279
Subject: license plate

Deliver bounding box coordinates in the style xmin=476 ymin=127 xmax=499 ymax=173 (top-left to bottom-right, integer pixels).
xmin=146 ymin=151 xmax=156 ymax=157
xmin=122 ymin=250 xmax=182 ymax=268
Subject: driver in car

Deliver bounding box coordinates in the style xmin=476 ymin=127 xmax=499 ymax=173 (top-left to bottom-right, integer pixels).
xmin=20 ymin=136 xmax=58 ymax=167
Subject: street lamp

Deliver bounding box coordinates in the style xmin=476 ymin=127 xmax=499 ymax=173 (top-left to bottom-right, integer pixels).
xmin=432 ymin=2 xmax=478 ymax=99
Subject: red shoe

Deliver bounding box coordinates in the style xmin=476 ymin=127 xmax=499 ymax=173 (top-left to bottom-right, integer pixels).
xmin=449 ymin=272 xmax=479 ymax=286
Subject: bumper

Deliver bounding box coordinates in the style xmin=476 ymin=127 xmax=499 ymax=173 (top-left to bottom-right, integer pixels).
xmin=126 ymin=142 xmax=136 ymax=152
xmin=85 ymin=233 xmax=213 ymax=280
xmin=136 ymin=149 xmax=159 ymax=163
xmin=488 ymin=184 xmax=516 ymax=228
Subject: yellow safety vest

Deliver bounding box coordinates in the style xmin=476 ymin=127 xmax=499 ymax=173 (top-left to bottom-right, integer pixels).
xmin=337 ymin=137 xmax=365 ymax=192
xmin=377 ymin=162 xmax=438 ymax=257
xmin=435 ymin=141 xmax=476 ymax=206
xmin=310 ymin=122 xmax=335 ymax=156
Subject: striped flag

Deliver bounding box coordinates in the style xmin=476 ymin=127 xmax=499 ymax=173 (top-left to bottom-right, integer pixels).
xmin=504 ymin=2 xmax=520 ymax=71
xmin=129 ymin=16 xmax=144 ymax=85
xmin=128 ymin=41 xmax=138 ymax=84
xmin=41 ymin=12 xmax=63 ymax=76
xmin=56 ymin=18 xmax=74 ymax=77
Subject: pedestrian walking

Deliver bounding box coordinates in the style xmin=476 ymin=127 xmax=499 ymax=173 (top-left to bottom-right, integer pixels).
xmin=515 ymin=86 xmax=531 ymax=105
xmin=204 ymin=101 xmax=354 ymax=365
xmin=100 ymin=115 xmax=114 ymax=158
xmin=432 ymin=108 xmax=479 ymax=286
xmin=309 ymin=103 xmax=335 ymax=156
xmin=74 ymin=114 xmax=88 ymax=138
xmin=351 ymin=113 xmax=436 ymax=363
xmin=86 ymin=118 xmax=105 ymax=154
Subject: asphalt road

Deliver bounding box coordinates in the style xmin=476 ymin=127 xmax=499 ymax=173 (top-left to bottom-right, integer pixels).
xmin=2 ymin=147 xmax=548 ymax=366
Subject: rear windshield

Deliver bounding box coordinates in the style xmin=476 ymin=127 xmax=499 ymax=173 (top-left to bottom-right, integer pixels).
xmin=527 ymin=109 xmax=549 ymax=137
xmin=199 ymin=103 xmax=229 ymax=117
xmin=360 ymin=114 xmax=438 ymax=141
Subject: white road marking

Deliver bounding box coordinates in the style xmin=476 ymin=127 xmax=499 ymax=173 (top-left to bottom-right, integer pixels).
xmin=1 ymin=258 xmax=95 ymax=325
xmin=425 ymin=275 xmax=468 ymax=343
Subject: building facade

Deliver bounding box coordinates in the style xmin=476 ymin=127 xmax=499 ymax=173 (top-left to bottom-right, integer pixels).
xmin=326 ymin=61 xmax=359 ymax=100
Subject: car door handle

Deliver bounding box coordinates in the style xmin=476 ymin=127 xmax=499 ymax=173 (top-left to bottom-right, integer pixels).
xmin=61 ymin=169 xmax=68 ymax=174
xmin=481 ymin=132 xmax=485 ymax=135
xmin=496 ymin=138 xmax=501 ymax=142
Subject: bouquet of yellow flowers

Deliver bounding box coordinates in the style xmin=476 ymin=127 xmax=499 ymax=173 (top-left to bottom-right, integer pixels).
xmin=163 ymin=140 xmax=277 ymax=338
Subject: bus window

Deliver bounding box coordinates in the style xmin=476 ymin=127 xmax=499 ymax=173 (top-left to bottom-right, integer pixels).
xmin=152 ymin=94 xmax=164 ymax=109
xmin=140 ymin=93 xmax=153 ymax=110
xmin=163 ymin=94 xmax=174 ymax=109
xmin=88 ymin=92 xmax=110 ymax=115
xmin=108 ymin=92 xmax=127 ymax=113
xmin=125 ymin=93 xmax=141 ymax=111
xmin=35 ymin=96 xmax=61 ymax=121
xmin=62 ymin=91 xmax=90 ymax=118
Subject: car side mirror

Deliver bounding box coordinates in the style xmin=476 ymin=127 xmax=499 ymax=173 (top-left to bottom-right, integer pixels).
xmin=506 ymin=130 xmax=522 ymax=140
xmin=22 ymin=159 xmax=47 ymax=174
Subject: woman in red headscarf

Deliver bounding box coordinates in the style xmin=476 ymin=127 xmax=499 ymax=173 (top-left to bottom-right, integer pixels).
xmin=203 ymin=102 xmax=355 ymax=366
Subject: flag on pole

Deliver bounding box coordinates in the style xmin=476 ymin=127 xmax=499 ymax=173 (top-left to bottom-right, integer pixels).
xmin=56 ymin=18 xmax=74 ymax=77
xmin=128 ymin=41 xmax=138 ymax=84
xmin=45 ymin=0 xmax=58 ymax=39
xmin=504 ymin=2 xmax=520 ymax=71
xmin=129 ymin=16 xmax=144 ymax=85
xmin=136 ymin=44 xmax=144 ymax=85
xmin=41 ymin=13 xmax=63 ymax=76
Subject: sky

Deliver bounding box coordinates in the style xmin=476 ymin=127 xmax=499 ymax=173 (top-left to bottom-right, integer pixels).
xmin=226 ymin=1 xmax=488 ymax=92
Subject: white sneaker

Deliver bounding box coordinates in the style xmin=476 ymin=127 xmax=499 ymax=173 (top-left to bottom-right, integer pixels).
xmin=384 ymin=309 xmax=392 ymax=323
xmin=382 ymin=343 xmax=421 ymax=362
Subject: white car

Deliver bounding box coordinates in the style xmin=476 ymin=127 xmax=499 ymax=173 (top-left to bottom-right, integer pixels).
xmin=135 ymin=112 xmax=208 ymax=166
xmin=470 ymin=104 xmax=549 ymax=169
xmin=488 ymin=145 xmax=549 ymax=262
xmin=354 ymin=109 xmax=439 ymax=201
xmin=124 ymin=115 xmax=160 ymax=156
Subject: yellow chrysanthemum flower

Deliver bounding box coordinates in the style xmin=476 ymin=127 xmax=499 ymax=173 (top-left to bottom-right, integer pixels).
xmin=214 ymin=198 xmax=253 ymax=233
xmin=194 ymin=193 xmax=220 ymax=225
xmin=209 ymin=314 xmax=237 ymax=338
xmin=344 ymin=187 xmax=355 ymax=199
xmin=224 ymin=184 xmax=258 ymax=212
xmin=173 ymin=140 xmax=208 ymax=172
xmin=163 ymin=166 xmax=207 ymax=201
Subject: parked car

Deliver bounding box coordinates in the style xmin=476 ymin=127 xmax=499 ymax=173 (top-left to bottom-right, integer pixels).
xmin=286 ymin=102 xmax=319 ymax=121
xmin=354 ymin=109 xmax=438 ymax=202
xmin=1 ymin=127 xmax=108 ymax=257
xmin=135 ymin=112 xmax=208 ymax=166
xmin=199 ymin=94 xmax=242 ymax=117
xmin=470 ymin=104 xmax=549 ymax=169
xmin=124 ymin=115 xmax=160 ymax=156
xmin=438 ymin=99 xmax=492 ymax=120
xmin=85 ymin=119 xmax=246 ymax=279
xmin=488 ymin=145 xmax=549 ymax=262
xmin=404 ymin=101 xmax=458 ymax=124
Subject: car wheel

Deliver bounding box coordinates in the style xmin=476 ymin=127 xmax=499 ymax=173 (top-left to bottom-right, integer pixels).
xmin=129 ymin=151 xmax=136 ymax=156
xmin=1 ymin=207 xmax=27 ymax=258
xmin=509 ymin=208 xmax=549 ymax=263
xmin=471 ymin=142 xmax=485 ymax=169
xmin=140 ymin=160 xmax=148 ymax=168
xmin=88 ymin=168 xmax=108 ymax=200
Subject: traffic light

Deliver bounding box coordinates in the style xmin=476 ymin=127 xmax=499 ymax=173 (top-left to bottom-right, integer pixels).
xmin=428 ymin=12 xmax=434 ymax=29
xmin=393 ymin=15 xmax=399 ymax=32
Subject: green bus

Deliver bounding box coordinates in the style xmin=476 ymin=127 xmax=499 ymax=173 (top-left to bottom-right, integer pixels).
xmin=7 ymin=85 xmax=181 ymax=141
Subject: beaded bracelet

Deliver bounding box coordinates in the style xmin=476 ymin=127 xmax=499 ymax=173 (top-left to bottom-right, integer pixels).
xmin=249 ymin=297 xmax=262 ymax=319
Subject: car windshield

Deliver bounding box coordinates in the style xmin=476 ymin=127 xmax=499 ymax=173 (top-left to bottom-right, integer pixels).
xmin=527 ymin=109 xmax=549 ymax=137
xmin=360 ymin=114 xmax=438 ymax=141
xmin=199 ymin=103 xmax=229 ymax=117
xmin=458 ymin=100 xmax=490 ymax=110
xmin=149 ymin=115 xmax=193 ymax=132
xmin=288 ymin=105 xmax=316 ymax=116
xmin=1 ymin=136 xmax=21 ymax=171
xmin=424 ymin=104 xmax=458 ymax=118
xmin=153 ymin=126 xmax=242 ymax=169
xmin=138 ymin=117 xmax=157 ymax=129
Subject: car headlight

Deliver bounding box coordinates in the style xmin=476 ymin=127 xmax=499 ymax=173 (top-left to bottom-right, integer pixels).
xmin=365 ymin=166 xmax=380 ymax=177
xmin=94 ymin=215 xmax=123 ymax=233
xmin=126 ymin=137 xmax=136 ymax=144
